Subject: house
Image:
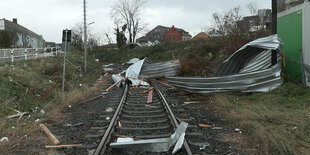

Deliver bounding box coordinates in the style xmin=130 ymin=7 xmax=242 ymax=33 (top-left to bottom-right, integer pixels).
xmin=0 ymin=18 xmax=45 ymax=48
xmin=238 ymin=9 xmax=272 ymax=32
xmin=277 ymin=1 xmax=310 ymax=85
xmin=278 ymin=0 xmax=305 ymax=12
xmin=192 ymin=32 xmax=209 ymax=40
xmin=163 ymin=26 xmax=183 ymax=41
xmin=136 ymin=25 xmax=191 ymax=43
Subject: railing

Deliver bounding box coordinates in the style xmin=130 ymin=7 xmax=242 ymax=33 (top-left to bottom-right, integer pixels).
xmin=0 ymin=47 xmax=61 ymax=63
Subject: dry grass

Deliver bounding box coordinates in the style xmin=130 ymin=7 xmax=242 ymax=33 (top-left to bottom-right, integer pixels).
xmin=209 ymin=82 xmax=310 ymax=154
xmin=0 ymin=49 xmax=104 ymax=154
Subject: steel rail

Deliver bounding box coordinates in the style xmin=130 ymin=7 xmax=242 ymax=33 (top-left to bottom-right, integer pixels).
xmin=94 ymin=82 xmax=129 ymax=155
xmin=151 ymin=81 xmax=193 ymax=155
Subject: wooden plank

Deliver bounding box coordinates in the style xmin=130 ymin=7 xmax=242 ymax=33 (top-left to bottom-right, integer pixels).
xmin=139 ymin=87 xmax=153 ymax=94
xmin=39 ymin=83 xmax=58 ymax=101
xmin=7 ymin=112 xmax=28 ymax=119
xmin=135 ymin=78 xmax=144 ymax=88
xmin=78 ymin=95 xmax=103 ymax=104
xmin=45 ymin=144 xmax=82 ymax=149
xmin=147 ymin=89 xmax=153 ymax=104
xmin=39 ymin=123 xmax=61 ymax=145
xmin=105 ymin=78 xmax=124 ymax=92
xmin=199 ymin=124 xmax=213 ymax=128
xmin=3 ymin=96 xmax=18 ymax=105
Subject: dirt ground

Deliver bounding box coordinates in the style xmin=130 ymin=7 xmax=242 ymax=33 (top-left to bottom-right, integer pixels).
xmin=0 ymin=63 xmax=254 ymax=155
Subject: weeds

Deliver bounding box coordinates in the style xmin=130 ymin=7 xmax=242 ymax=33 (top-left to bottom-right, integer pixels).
xmin=210 ymin=82 xmax=310 ymax=154
xmin=0 ymin=49 xmax=102 ymax=137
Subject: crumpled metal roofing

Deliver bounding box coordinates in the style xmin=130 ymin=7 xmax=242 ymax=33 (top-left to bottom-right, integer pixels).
xmin=111 ymin=58 xmax=179 ymax=86
xmin=167 ymin=35 xmax=283 ymax=95
xmin=139 ymin=60 xmax=180 ymax=78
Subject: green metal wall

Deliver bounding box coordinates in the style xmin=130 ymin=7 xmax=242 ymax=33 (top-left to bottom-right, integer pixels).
xmin=278 ymin=11 xmax=303 ymax=80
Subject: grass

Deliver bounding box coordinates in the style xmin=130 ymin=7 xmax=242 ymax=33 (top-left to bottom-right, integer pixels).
xmin=0 ymin=49 xmax=103 ymax=138
xmin=209 ymin=82 xmax=310 ymax=154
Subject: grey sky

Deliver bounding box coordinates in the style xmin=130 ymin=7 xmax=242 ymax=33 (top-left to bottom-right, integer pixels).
xmin=0 ymin=0 xmax=271 ymax=44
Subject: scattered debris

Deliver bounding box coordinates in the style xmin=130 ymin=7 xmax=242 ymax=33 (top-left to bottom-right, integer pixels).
xmin=79 ymin=95 xmax=103 ymax=104
xmin=229 ymin=109 xmax=237 ymax=114
xmin=105 ymin=107 xmax=114 ymax=112
xmin=147 ymin=88 xmax=153 ymax=104
xmin=104 ymin=68 xmax=114 ymax=72
xmin=73 ymin=123 xmax=83 ymax=127
xmin=39 ymin=83 xmax=58 ymax=101
xmin=145 ymin=105 xmax=157 ymax=108
xmin=2 ymin=96 xmax=18 ymax=105
xmin=110 ymin=122 xmax=188 ymax=153
xmin=199 ymin=124 xmax=213 ymax=128
xmin=35 ymin=119 xmax=41 ymax=122
xmin=45 ymin=144 xmax=82 ymax=149
xmin=183 ymin=101 xmax=200 ymax=106
xmin=212 ymin=127 xmax=223 ymax=130
xmin=7 ymin=112 xmax=28 ymax=119
xmin=106 ymin=78 xmax=124 ymax=91
xmin=40 ymin=110 xmax=45 ymax=114
xmin=39 ymin=123 xmax=61 ymax=145
xmin=0 ymin=137 xmax=8 ymax=142
xmin=103 ymin=63 xmax=113 ymax=68
xmin=94 ymin=59 xmax=99 ymax=62
xmin=140 ymin=87 xmax=154 ymax=94
xmin=235 ymin=128 xmax=240 ymax=132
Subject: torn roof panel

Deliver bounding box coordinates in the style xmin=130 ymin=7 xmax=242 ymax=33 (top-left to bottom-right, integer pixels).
xmin=139 ymin=60 xmax=180 ymax=78
xmin=167 ymin=35 xmax=283 ymax=95
xmin=216 ymin=35 xmax=283 ymax=76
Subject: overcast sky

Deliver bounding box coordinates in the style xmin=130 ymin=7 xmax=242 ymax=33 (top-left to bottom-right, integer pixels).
xmin=0 ymin=0 xmax=271 ymax=44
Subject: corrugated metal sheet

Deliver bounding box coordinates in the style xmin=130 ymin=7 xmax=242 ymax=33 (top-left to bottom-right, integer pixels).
xmin=167 ymin=35 xmax=283 ymax=95
xmin=111 ymin=58 xmax=179 ymax=86
xmin=139 ymin=60 xmax=180 ymax=78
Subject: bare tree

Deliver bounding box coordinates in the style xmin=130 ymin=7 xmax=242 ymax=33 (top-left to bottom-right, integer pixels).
xmin=111 ymin=0 xmax=147 ymax=43
xmin=208 ymin=7 xmax=242 ymax=36
xmin=71 ymin=23 xmax=99 ymax=50
xmin=247 ymin=2 xmax=258 ymax=16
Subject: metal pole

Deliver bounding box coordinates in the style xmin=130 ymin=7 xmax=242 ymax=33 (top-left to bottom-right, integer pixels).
xmin=271 ymin=0 xmax=278 ymax=66
xmin=272 ymin=0 xmax=277 ymax=34
xmin=62 ymin=30 xmax=68 ymax=93
xmin=83 ymin=0 xmax=88 ymax=73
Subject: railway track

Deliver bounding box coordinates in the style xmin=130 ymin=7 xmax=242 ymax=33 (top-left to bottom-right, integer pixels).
xmin=92 ymin=80 xmax=193 ymax=155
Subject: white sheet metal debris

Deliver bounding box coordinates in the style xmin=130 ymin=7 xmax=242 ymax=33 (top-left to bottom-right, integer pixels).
xmin=127 ymin=58 xmax=140 ymax=64
xmin=0 ymin=137 xmax=8 ymax=142
xmin=167 ymin=35 xmax=283 ymax=95
xmin=110 ymin=122 xmax=188 ymax=153
xmin=111 ymin=58 xmax=179 ymax=87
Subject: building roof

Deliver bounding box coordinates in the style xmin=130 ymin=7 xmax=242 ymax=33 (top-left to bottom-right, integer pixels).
xmin=1 ymin=18 xmax=44 ymax=40
xmin=192 ymin=32 xmax=209 ymax=40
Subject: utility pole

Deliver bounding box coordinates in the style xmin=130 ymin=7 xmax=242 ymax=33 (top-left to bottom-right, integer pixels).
xmin=62 ymin=29 xmax=68 ymax=93
xmin=83 ymin=0 xmax=88 ymax=73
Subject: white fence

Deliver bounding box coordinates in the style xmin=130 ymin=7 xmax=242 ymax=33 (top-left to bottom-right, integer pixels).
xmin=0 ymin=47 xmax=61 ymax=63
